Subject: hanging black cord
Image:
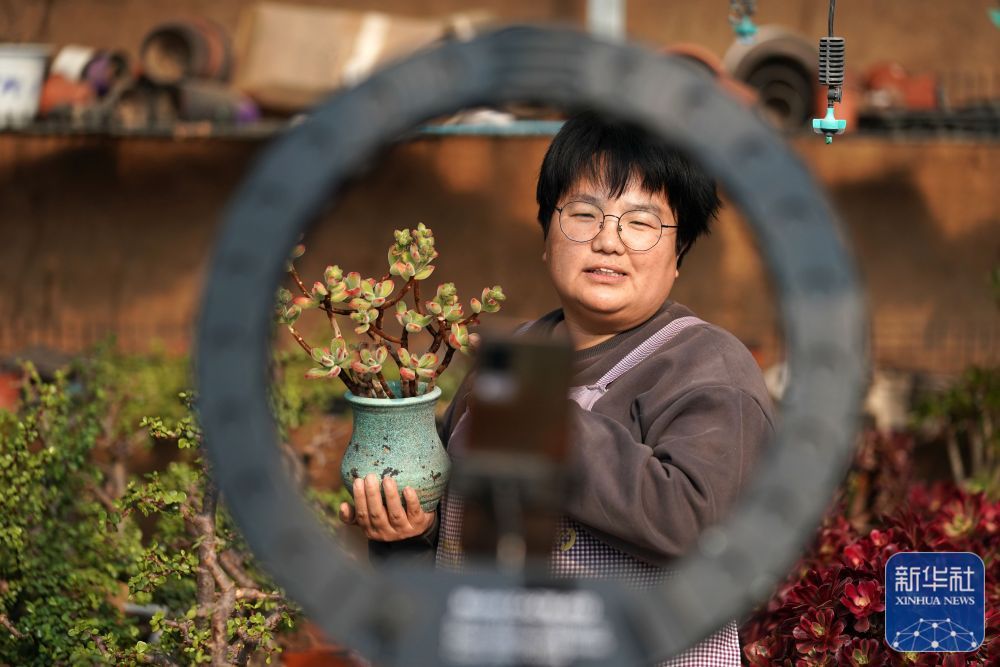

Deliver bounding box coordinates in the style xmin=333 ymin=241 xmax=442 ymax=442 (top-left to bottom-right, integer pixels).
xmin=828 ymin=0 xmax=836 ymax=37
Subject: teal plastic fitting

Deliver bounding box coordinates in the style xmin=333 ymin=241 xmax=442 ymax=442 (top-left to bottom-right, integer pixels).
xmin=732 ymin=16 xmax=758 ymax=43
xmin=812 ymin=105 xmax=847 ymax=144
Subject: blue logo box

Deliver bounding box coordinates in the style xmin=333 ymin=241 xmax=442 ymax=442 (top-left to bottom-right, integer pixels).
xmin=885 ymin=552 xmax=985 ymax=653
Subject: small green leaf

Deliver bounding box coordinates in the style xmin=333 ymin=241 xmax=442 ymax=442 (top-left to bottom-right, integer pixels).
xmin=324 ymin=265 xmax=343 ymax=284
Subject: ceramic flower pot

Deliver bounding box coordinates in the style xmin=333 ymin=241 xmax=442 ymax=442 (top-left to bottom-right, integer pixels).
xmin=340 ymin=381 xmax=450 ymax=512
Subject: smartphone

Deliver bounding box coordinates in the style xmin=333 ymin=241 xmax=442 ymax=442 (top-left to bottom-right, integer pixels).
xmin=451 ymin=334 xmax=575 ymax=567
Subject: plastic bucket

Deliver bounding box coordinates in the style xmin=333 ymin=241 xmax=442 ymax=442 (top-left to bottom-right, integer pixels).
xmin=0 ymin=44 xmax=50 ymax=127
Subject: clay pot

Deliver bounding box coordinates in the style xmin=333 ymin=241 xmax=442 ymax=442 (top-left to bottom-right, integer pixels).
xmin=340 ymin=382 xmax=450 ymax=512
xmin=140 ymin=18 xmax=232 ymax=85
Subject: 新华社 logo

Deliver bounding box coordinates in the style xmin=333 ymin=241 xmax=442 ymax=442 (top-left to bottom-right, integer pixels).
xmin=885 ymin=552 xmax=985 ymax=653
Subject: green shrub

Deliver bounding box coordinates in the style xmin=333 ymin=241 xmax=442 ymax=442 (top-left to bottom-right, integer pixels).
xmin=111 ymin=391 xmax=296 ymax=665
xmin=914 ymin=365 xmax=1000 ymax=498
xmin=0 ymin=363 xmax=141 ymax=665
xmin=1 ymin=346 xmax=349 ymax=665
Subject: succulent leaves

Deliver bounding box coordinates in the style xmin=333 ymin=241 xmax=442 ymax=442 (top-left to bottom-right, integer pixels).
xmin=322 ymin=265 xmax=350 ymax=302
xmin=350 ymin=308 xmax=378 ymax=335
xmin=343 ymin=272 xmax=362 ymax=296
xmin=304 ymin=365 xmax=340 ymax=379
xmin=274 ymin=288 xmax=301 ymax=325
xmin=426 ymin=282 xmax=458 ymax=318
xmin=304 ymin=336 xmax=353 ymax=379
xmin=275 ymin=225 xmax=502 ymax=396
xmin=324 ymin=264 xmax=343 ymax=285
xmin=448 ymin=324 xmax=472 ymax=353
xmin=396 ymin=348 xmax=439 ymax=381
xmin=481 ymin=285 xmax=506 ymax=313
xmin=360 ymin=278 xmax=394 ymax=307
xmin=395 ymin=302 xmax=434 ymax=333
xmin=285 ymin=243 xmax=306 ymax=271
xmin=388 ymin=223 xmax=437 ymax=281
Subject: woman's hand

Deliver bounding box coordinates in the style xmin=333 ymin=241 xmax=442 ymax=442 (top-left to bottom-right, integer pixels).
xmin=339 ymin=473 xmax=436 ymax=541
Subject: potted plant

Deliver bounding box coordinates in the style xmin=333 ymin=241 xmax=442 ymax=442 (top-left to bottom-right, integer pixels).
xmin=274 ymin=223 xmax=504 ymax=511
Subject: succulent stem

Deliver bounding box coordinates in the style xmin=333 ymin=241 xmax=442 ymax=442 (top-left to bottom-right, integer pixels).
xmin=383 ymin=279 xmax=413 ymax=309
xmin=286 ymin=325 xmax=312 ymax=355
xmin=375 ymin=370 xmax=396 ymax=399
xmin=427 ymin=346 xmax=456 ymax=391
xmin=289 ymin=266 xmax=310 ymax=297
xmin=322 ymin=296 xmax=343 ymax=338
xmin=368 ymin=323 xmax=402 ymax=346
xmin=413 ymin=281 xmax=424 ymax=315
xmin=427 ymin=320 xmax=445 ymax=354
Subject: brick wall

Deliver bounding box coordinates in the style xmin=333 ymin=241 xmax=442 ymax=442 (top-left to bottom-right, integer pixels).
xmin=0 ymin=1 xmax=996 ymax=373
xmin=0 ymin=133 xmax=996 ymax=373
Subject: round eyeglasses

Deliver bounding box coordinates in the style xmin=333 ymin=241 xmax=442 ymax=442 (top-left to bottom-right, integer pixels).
xmin=556 ymin=200 xmax=678 ymax=252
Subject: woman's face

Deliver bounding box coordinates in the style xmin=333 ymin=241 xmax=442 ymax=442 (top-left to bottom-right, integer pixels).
xmin=543 ymin=176 xmax=680 ymax=335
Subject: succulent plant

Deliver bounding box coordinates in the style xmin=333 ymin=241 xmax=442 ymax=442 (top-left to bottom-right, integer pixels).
xmin=274 ymin=224 xmax=504 ymax=398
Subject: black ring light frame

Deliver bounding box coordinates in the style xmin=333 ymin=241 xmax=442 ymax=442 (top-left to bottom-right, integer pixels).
xmin=196 ymin=26 xmax=866 ymax=666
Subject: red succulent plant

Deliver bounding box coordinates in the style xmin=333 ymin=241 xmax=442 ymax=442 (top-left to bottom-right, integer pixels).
xmin=793 ymin=608 xmax=849 ymax=656
xmin=740 ymin=427 xmax=999 ymax=666
xmin=841 ymin=579 xmax=886 ymax=632
xmin=835 ymin=637 xmax=887 ymax=666
xmin=744 ymin=636 xmax=785 ymax=667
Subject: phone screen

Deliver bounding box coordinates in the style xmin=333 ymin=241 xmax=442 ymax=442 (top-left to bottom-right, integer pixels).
xmin=455 ymin=335 xmax=575 ymax=566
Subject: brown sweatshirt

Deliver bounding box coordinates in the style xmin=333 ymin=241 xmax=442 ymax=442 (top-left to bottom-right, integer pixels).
xmin=370 ymin=300 xmax=776 ymax=566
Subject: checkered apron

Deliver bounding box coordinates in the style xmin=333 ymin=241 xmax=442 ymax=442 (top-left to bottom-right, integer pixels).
xmin=435 ymin=316 xmax=742 ymax=666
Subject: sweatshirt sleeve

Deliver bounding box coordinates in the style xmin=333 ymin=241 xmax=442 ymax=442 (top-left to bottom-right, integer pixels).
xmin=562 ymin=384 xmax=773 ymax=564
xmin=367 ymin=514 xmax=440 ymax=565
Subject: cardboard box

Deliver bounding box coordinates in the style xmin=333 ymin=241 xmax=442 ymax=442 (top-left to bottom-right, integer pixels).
xmin=234 ymin=3 xmax=461 ymax=112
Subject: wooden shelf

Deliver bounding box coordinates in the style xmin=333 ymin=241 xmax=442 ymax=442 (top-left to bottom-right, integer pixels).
xmin=0 ymin=119 xmax=567 ymax=141
xmin=3 ymin=116 xmax=997 ymax=142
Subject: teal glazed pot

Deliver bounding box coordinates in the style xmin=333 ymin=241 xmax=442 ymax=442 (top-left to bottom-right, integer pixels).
xmin=340 ymin=381 xmax=450 ymax=512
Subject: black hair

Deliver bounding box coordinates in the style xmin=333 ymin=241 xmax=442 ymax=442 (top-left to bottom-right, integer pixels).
xmin=535 ymin=111 xmax=721 ymax=267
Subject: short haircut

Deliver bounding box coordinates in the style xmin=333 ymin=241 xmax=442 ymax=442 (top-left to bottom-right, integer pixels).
xmin=535 ymin=111 xmax=721 ymax=266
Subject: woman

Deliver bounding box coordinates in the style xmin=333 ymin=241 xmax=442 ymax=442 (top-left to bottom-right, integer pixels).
xmin=341 ymin=111 xmax=775 ymax=665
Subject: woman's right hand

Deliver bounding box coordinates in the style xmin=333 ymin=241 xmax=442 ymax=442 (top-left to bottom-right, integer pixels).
xmin=339 ymin=473 xmax=436 ymax=541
